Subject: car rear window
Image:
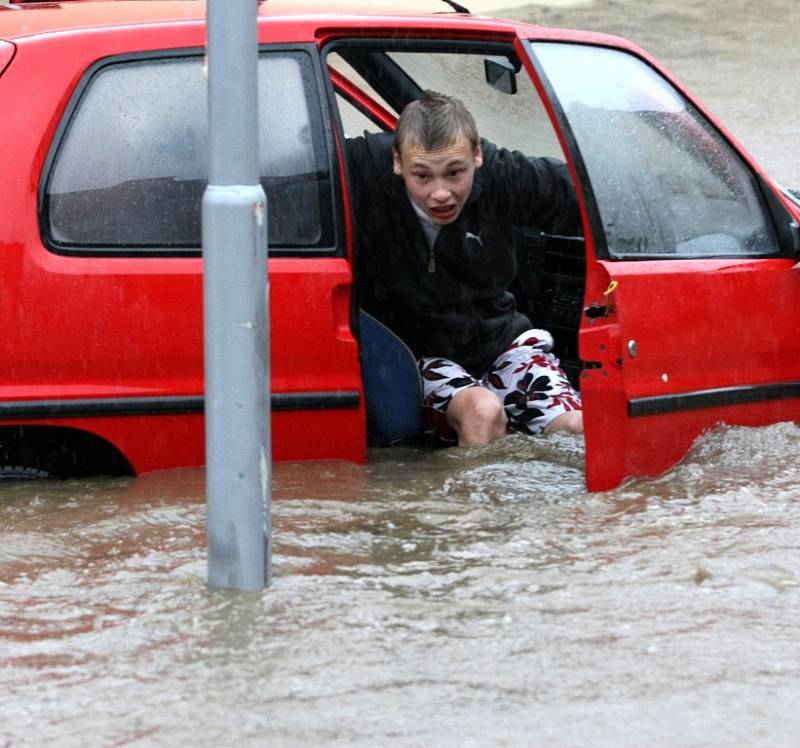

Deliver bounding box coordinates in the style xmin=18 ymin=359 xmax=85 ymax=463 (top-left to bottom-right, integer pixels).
xmin=43 ymin=50 xmax=334 ymax=255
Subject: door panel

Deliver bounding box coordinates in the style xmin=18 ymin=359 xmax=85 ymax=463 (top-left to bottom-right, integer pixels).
xmin=20 ymin=38 xmax=365 ymax=469
xmin=526 ymin=39 xmax=800 ymax=489
xmin=580 ymin=258 xmax=800 ymax=489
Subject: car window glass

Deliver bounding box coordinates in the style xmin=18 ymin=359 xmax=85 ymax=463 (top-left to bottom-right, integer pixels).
xmin=532 ymin=42 xmax=779 ymax=258
xmin=328 ymin=53 xmax=396 ymax=125
xmin=46 ymin=52 xmax=333 ymax=253
xmin=387 ymin=50 xmax=564 ymax=159
xmin=336 ymin=94 xmax=385 ymax=138
xmin=327 ymin=48 xmax=564 ymax=160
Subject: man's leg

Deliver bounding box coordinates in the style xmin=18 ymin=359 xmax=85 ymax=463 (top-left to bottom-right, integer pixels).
xmin=419 ymin=357 xmax=506 ymax=446
xmin=486 ymin=329 xmax=583 ymax=435
xmin=546 ymin=410 xmax=583 ymax=434
xmin=446 ymin=386 xmax=507 ymax=445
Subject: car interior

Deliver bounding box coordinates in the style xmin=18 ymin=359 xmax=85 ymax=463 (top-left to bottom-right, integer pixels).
xmin=325 ymin=41 xmax=586 ymax=444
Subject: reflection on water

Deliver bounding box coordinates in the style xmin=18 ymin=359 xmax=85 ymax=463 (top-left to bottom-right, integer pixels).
xmin=2 ymin=423 xmax=800 ymax=746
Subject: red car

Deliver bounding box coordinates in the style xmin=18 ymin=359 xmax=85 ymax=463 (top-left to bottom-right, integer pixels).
xmin=0 ymin=0 xmax=798 ymax=490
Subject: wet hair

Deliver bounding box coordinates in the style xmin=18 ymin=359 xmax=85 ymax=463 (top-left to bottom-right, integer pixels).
xmin=394 ymin=90 xmax=479 ymax=155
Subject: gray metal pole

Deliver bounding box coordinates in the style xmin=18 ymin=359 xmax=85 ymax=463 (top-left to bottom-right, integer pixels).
xmin=203 ymin=0 xmax=271 ymax=590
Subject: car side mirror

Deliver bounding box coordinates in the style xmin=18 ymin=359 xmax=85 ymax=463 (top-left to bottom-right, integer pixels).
xmin=783 ymin=189 xmax=800 ymax=252
xmin=484 ymin=56 xmax=517 ymax=95
xmin=760 ymin=178 xmax=800 ymax=255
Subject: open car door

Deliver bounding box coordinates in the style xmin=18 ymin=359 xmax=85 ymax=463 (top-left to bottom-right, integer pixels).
xmin=519 ymin=39 xmax=800 ymax=490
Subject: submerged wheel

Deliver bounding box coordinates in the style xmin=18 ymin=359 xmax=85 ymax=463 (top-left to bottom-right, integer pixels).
xmin=0 ymin=465 xmax=51 ymax=481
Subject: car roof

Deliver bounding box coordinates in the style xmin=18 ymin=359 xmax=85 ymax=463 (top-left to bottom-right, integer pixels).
xmin=0 ymin=0 xmax=640 ymax=68
xmin=0 ymin=0 xmax=636 ymax=59
xmin=0 ymin=0 xmax=491 ymax=36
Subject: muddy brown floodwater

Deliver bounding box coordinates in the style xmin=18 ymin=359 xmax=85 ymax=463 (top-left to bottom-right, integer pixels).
xmin=1 ymin=2 xmax=799 ymax=746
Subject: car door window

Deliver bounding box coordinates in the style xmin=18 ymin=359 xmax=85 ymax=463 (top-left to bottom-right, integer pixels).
xmin=532 ymin=42 xmax=779 ymax=259
xmin=44 ymin=51 xmax=334 ymax=254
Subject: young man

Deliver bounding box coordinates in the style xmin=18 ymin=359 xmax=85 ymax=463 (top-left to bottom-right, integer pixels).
xmin=347 ymin=90 xmax=583 ymax=445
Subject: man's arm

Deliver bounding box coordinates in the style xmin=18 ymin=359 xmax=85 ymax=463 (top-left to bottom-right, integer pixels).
xmin=480 ymin=140 xmax=582 ymax=236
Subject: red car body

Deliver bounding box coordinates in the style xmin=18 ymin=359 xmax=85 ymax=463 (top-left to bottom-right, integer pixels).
xmin=1 ymin=0 xmax=798 ymax=489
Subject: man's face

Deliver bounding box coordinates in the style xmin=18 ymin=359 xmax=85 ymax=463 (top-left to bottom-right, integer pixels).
xmin=392 ymin=135 xmax=482 ymax=225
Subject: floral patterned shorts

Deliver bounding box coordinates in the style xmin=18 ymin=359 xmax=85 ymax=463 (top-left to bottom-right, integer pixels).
xmin=418 ymin=329 xmax=581 ymax=441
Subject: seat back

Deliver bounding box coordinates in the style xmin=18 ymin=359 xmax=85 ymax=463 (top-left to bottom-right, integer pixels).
xmin=358 ymin=309 xmax=423 ymax=446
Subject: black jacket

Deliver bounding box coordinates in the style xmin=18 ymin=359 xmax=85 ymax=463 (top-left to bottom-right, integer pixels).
xmin=347 ymin=131 xmax=580 ymax=376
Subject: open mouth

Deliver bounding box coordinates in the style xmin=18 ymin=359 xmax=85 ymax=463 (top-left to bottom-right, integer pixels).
xmin=429 ymin=204 xmax=458 ymax=222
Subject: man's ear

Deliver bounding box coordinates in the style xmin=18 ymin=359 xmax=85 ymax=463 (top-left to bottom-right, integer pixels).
xmin=473 ymin=143 xmax=483 ymax=168
xmin=392 ymin=146 xmax=403 ymax=176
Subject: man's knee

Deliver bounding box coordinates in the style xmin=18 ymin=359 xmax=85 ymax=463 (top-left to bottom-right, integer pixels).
xmin=447 ymin=386 xmax=506 ymax=445
xmin=545 ymin=409 xmax=583 ymax=434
